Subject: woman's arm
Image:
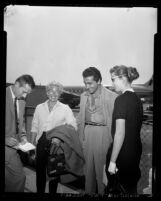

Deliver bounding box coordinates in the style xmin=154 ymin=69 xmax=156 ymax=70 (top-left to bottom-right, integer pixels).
xmin=108 ymin=119 xmax=125 ymax=173
xmin=65 ymin=105 xmax=78 ymax=130
xmin=30 ymin=107 xmax=39 ymax=144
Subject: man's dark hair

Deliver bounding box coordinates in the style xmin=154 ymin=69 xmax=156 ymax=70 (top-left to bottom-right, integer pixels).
xmin=82 ymin=67 xmax=102 ymax=83
xmin=15 ymin=74 xmax=35 ymax=89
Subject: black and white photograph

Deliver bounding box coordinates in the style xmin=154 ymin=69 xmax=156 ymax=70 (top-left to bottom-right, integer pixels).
xmin=3 ymin=4 xmax=156 ymax=198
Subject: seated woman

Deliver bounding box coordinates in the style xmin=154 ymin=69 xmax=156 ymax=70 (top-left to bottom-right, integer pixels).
xmin=31 ymin=81 xmax=77 ymax=193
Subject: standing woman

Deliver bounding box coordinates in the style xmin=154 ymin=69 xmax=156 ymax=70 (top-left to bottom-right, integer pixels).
xmin=31 ymin=81 xmax=77 ymax=193
xmin=106 ymin=65 xmax=143 ymax=195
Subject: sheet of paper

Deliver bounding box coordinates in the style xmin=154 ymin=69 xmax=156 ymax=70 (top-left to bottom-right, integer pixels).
xmin=18 ymin=142 xmax=36 ymax=152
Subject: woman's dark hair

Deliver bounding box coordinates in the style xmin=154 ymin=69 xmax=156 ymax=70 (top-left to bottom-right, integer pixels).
xmin=82 ymin=67 xmax=102 ymax=82
xmin=110 ymin=65 xmax=139 ymax=83
xmin=15 ymin=74 xmax=35 ymax=89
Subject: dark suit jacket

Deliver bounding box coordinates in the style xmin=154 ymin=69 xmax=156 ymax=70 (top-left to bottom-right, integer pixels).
xmin=5 ymin=86 xmax=26 ymax=143
xmin=5 ymin=86 xmax=27 ymax=192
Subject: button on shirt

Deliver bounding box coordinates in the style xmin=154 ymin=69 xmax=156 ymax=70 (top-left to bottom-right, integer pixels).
xmin=31 ymin=100 xmax=77 ymax=143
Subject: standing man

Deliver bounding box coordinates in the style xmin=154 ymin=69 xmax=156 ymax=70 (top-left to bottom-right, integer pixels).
xmin=5 ymin=74 xmax=35 ymax=192
xmin=77 ymin=67 xmax=117 ymax=195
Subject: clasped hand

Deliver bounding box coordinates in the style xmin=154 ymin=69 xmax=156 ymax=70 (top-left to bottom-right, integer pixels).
xmin=5 ymin=137 xmax=19 ymax=147
xmin=5 ymin=137 xmax=28 ymax=149
xmin=51 ymin=138 xmax=61 ymax=145
xmin=108 ymin=161 xmax=118 ymax=174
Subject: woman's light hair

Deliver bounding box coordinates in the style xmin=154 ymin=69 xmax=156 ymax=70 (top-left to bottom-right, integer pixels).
xmin=45 ymin=81 xmax=63 ymax=96
xmin=109 ymin=65 xmax=139 ymax=83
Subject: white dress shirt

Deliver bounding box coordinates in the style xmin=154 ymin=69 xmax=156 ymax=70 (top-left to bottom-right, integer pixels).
xmin=31 ymin=100 xmax=77 ymax=143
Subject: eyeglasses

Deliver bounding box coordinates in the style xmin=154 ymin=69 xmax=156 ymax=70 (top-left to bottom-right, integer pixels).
xmin=111 ymin=76 xmax=120 ymax=82
xmin=111 ymin=74 xmax=128 ymax=82
xmin=47 ymin=91 xmax=59 ymax=96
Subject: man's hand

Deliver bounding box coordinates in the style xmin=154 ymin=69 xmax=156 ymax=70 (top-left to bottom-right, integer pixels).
xmin=108 ymin=161 xmax=118 ymax=174
xmin=20 ymin=136 xmax=28 ymax=145
xmin=5 ymin=137 xmax=19 ymax=147
xmin=102 ymin=164 xmax=108 ymax=186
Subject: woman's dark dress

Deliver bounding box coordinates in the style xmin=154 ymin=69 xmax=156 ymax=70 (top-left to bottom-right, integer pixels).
xmin=106 ymin=91 xmax=143 ymax=191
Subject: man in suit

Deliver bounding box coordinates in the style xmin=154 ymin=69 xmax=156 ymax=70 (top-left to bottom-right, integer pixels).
xmin=77 ymin=67 xmax=117 ymax=195
xmin=5 ymin=74 xmax=35 ymax=192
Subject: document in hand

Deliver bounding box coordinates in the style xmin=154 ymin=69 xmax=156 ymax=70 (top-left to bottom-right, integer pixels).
xmin=18 ymin=142 xmax=36 ymax=152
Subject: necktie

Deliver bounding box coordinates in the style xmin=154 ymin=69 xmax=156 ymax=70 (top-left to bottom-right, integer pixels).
xmin=14 ymin=97 xmax=19 ymax=133
xmin=88 ymin=94 xmax=95 ymax=111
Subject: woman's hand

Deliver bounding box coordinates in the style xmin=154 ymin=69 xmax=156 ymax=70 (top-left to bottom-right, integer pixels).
xmin=52 ymin=138 xmax=61 ymax=146
xmin=108 ymin=161 xmax=118 ymax=174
